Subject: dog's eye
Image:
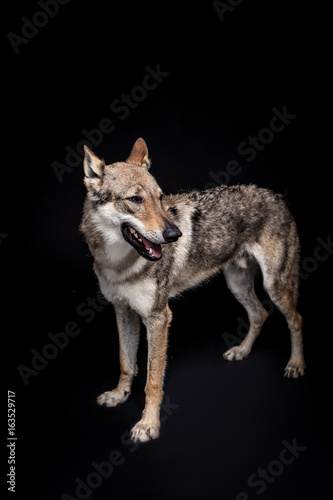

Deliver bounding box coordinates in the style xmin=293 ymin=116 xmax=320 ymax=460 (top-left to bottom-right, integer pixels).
xmin=127 ymin=196 xmax=143 ymax=203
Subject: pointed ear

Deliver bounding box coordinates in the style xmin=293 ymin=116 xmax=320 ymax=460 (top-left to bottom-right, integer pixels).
xmin=126 ymin=138 xmax=150 ymax=169
xmin=83 ymin=146 xmax=105 ymax=190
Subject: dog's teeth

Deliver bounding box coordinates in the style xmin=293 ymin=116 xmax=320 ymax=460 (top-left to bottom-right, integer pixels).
xmin=128 ymin=227 xmax=143 ymax=244
xmin=149 ymin=249 xmax=153 ymax=255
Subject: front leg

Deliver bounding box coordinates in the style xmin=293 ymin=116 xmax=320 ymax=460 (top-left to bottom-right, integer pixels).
xmin=131 ymin=305 xmax=172 ymax=443
xmin=97 ymin=303 xmax=140 ymax=407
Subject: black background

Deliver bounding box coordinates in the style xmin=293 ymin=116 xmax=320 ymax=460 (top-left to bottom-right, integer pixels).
xmin=2 ymin=1 xmax=332 ymax=499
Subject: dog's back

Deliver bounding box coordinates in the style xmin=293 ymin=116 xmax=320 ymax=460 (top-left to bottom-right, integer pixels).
xmin=158 ymin=185 xmax=298 ymax=299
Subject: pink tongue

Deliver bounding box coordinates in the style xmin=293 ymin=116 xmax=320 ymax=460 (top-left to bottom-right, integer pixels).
xmin=141 ymin=235 xmax=162 ymax=258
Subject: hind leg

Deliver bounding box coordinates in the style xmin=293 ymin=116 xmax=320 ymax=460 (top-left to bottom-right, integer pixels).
xmin=284 ymin=313 xmax=305 ymax=378
xmin=253 ymin=241 xmax=306 ymax=378
xmin=266 ymin=284 xmax=305 ymax=378
xmin=223 ymin=259 xmax=269 ymax=361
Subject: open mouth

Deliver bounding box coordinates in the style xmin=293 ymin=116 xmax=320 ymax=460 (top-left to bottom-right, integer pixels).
xmin=122 ymin=225 xmax=162 ymax=261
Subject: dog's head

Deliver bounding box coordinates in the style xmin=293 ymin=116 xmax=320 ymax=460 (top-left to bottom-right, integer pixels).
xmin=83 ymin=138 xmax=181 ymax=261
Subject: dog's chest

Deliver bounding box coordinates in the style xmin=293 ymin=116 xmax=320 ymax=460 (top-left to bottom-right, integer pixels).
xmin=96 ymin=262 xmax=156 ymax=318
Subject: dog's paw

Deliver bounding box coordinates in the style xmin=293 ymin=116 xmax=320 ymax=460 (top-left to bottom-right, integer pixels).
xmin=97 ymin=389 xmax=130 ymax=407
xmin=130 ymin=420 xmax=160 ymax=443
xmin=223 ymin=345 xmax=249 ymax=361
xmin=284 ymin=361 xmax=306 ymax=378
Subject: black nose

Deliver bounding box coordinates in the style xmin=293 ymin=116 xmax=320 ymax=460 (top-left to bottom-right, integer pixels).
xmin=163 ymin=226 xmax=182 ymax=243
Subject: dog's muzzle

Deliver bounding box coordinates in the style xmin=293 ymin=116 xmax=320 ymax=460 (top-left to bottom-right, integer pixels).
xmin=121 ymin=223 xmax=182 ymax=262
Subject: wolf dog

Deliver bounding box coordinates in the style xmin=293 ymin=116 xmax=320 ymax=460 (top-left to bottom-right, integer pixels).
xmin=80 ymin=138 xmax=305 ymax=443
